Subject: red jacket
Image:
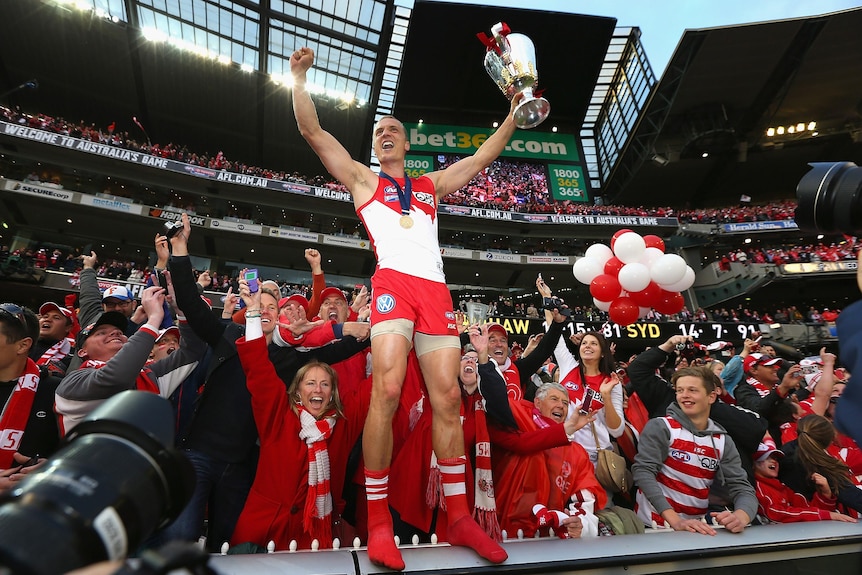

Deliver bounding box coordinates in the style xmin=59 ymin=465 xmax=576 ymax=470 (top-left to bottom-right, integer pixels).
xmin=493 ymin=400 xmax=606 ymax=537
xmin=755 ymin=475 xmax=836 ymax=523
xmin=230 ymin=337 xmax=370 ymax=550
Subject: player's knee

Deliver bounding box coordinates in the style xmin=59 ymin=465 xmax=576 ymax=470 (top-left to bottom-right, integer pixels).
xmin=431 ymin=382 xmax=462 ymax=413
xmin=372 ymin=375 xmax=405 ymax=408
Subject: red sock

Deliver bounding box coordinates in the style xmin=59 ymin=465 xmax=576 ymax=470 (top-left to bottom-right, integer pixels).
xmin=438 ymin=456 xmax=469 ymax=519
xmin=365 ymin=468 xmax=404 ymax=571
xmin=439 ymin=457 xmax=507 ymax=564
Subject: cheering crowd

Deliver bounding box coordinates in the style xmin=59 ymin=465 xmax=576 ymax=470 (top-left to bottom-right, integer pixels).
xmin=3 ymin=216 xmax=862 ymax=562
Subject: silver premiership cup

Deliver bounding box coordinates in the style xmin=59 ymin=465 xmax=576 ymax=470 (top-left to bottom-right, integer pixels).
xmin=478 ymin=22 xmax=550 ymax=129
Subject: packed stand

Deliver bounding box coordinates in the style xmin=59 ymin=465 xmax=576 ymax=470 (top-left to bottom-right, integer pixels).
xmin=1 ymin=105 xmax=804 ymax=223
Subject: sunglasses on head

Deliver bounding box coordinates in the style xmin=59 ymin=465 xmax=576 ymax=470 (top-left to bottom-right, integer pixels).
xmin=0 ymin=303 xmax=27 ymax=331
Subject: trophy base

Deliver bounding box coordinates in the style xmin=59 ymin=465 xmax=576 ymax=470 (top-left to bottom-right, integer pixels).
xmin=514 ymin=97 xmax=550 ymax=129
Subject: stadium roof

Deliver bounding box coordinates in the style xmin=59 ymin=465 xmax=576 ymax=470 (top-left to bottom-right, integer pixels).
xmin=604 ymin=7 xmax=862 ymax=208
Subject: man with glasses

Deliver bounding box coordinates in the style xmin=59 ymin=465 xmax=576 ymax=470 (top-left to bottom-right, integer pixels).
xmin=69 ymin=251 xmax=143 ymax=375
xmin=735 ymin=353 xmax=805 ymax=447
xmin=76 ymin=251 xmax=140 ymax=340
xmin=0 ymin=303 xmax=62 ymax=492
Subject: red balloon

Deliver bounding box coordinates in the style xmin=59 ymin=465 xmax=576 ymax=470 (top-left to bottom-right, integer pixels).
xmin=643 ymin=235 xmax=666 ymax=252
xmin=609 ymin=297 xmax=639 ymax=326
xmin=610 ymin=228 xmax=634 ymax=251
xmin=654 ymin=290 xmax=685 ymax=315
xmin=590 ymin=274 xmax=622 ymax=302
xmin=629 ymin=281 xmax=662 ymax=308
xmin=604 ymin=256 xmax=625 ymax=276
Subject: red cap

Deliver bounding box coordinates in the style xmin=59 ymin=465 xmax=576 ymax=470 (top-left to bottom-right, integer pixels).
xmin=320 ymin=287 xmax=347 ymax=302
xmin=755 ymin=438 xmax=784 ymax=462
xmin=743 ymin=353 xmax=781 ymax=373
xmin=39 ymin=302 xmax=73 ymax=323
xmin=155 ymin=325 xmax=180 ymax=342
xmin=487 ymin=323 xmax=507 ymax=337
xmin=280 ymin=293 xmax=310 ymax=310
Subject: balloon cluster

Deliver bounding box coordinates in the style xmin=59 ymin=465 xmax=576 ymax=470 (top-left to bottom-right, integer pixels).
xmin=572 ymin=230 xmax=695 ymax=326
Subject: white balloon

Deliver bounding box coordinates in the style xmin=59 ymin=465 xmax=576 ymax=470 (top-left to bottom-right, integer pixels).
xmin=650 ymin=253 xmax=687 ymax=286
xmin=593 ymin=297 xmax=612 ymax=312
xmin=613 ymin=232 xmax=646 ymax=264
xmin=617 ymin=263 xmax=651 ymax=292
xmin=584 ymin=243 xmax=614 ymax=266
xmin=662 ymin=266 xmax=696 ymax=292
xmin=640 ymin=247 xmax=664 ymax=269
xmin=573 ymin=257 xmax=604 ymax=285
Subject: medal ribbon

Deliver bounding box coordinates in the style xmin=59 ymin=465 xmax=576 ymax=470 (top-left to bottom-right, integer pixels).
xmin=380 ymin=172 xmax=412 ymax=216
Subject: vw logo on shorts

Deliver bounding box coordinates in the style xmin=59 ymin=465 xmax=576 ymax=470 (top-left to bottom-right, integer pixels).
xmin=376 ymin=293 xmax=396 ymax=314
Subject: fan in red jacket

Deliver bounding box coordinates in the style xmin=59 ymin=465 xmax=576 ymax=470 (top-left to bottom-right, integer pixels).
xmin=230 ymin=283 xmax=371 ymax=551
xmin=753 ymin=439 xmax=855 ymax=524
xmin=493 ymin=381 xmax=606 ymax=538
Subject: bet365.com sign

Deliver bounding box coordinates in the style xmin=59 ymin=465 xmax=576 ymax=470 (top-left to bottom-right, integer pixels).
xmin=403 ymin=123 xmax=579 ymax=162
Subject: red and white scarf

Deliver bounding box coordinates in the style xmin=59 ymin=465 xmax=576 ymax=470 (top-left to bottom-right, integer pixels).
xmin=745 ymin=375 xmax=773 ymax=398
xmin=472 ymin=396 xmax=500 ymax=540
xmin=298 ymin=406 xmax=336 ymax=547
xmin=425 ymin=395 xmax=501 ymax=540
xmin=0 ymin=359 xmax=40 ymax=468
xmin=532 ymin=406 xmax=553 ymax=429
xmin=80 ymin=359 xmax=159 ymax=394
xmin=36 ymin=337 xmax=75 ymax=366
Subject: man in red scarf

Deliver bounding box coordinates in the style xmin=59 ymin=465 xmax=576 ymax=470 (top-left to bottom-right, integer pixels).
xmin=0 ymin=303 xmax=62 ymax=493
xmin=28 ymin=301 xmax=75 ymax=376
xmin=55 ymin=286 xmax=207 ymax=433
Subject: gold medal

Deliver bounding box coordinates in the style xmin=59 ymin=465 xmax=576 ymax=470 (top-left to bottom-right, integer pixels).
xmin=399 ymin=215 xmax=414 ymax=229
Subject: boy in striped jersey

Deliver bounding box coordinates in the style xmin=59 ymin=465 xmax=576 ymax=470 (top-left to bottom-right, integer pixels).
xmin=632 ymin=366 xmax=757 ymax=534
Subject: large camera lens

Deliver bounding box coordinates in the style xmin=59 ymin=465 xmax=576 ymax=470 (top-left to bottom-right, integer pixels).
xmin=795 ymin=161 xmax=862 ymax=233
xmin=0 ymin=392 xmax=194 ymax=575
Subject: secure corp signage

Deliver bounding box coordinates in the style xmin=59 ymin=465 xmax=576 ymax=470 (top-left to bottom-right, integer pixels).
xmin=5 ymin=180 xmax=73 ymax=202
xmin=403 ymin=123 xmax=579 ymax=162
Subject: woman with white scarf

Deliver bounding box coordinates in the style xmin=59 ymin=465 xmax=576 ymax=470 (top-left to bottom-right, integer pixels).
xmin=230 ymin=276 xmax=370 ymax=551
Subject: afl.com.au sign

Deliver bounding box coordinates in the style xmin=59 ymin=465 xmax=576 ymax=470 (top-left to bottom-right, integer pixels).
xmin=209 ymin=219 xmax=262 ymax=235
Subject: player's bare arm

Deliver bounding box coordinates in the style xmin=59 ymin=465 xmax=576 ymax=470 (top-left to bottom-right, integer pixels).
xmin=290 ymin=47 xmax=376 ymax=205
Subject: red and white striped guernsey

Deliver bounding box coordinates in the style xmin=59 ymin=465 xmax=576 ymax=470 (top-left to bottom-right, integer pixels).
xmin=636 ymin=416 xmax=726 ymax=527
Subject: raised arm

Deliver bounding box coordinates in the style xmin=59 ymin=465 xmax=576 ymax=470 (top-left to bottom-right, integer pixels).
xmin=290 ymin=47 xmax=376 ymax=201
xmin=427 ymin=92 xmax=522 ymax=199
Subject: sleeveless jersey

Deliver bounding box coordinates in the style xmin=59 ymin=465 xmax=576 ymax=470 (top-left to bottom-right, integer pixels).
xmin=356 ymin=175 xmax=445 ymax=283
